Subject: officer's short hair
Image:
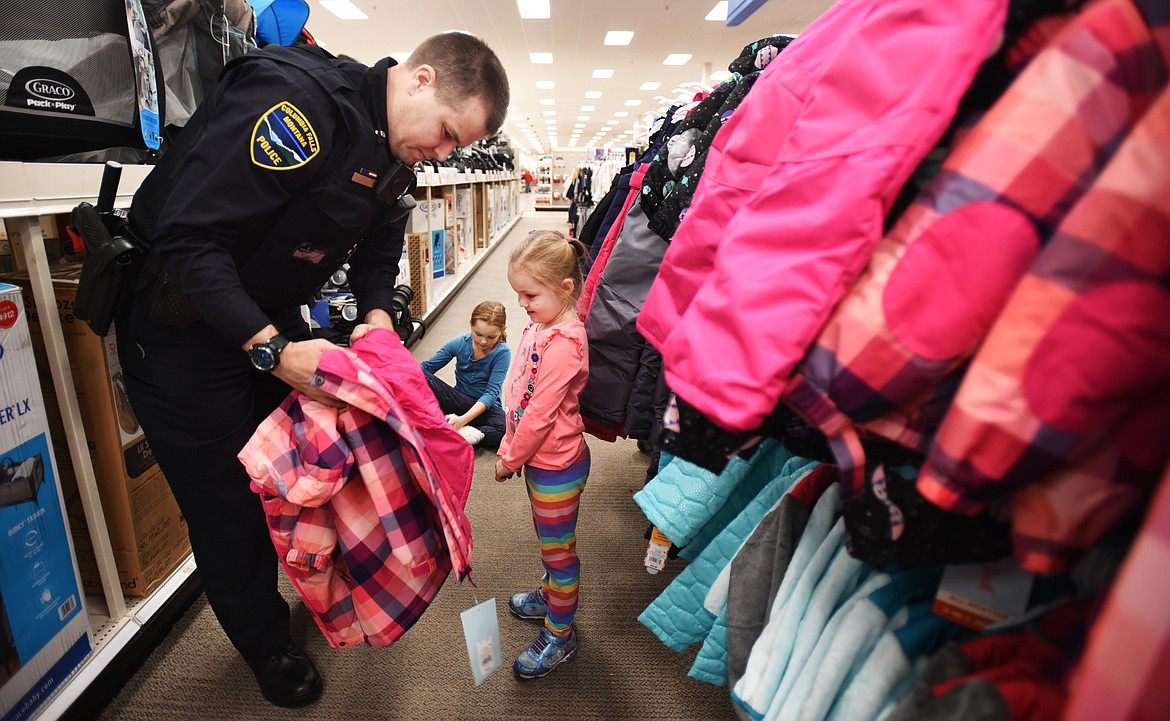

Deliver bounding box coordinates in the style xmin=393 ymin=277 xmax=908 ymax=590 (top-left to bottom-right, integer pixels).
xmin=408 ymin=33 xmax=510 ymax=134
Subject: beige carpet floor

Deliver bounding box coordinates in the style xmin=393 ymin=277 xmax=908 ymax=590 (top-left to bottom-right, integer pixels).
xmin=94 ymin=207 xmax=736 ymax=720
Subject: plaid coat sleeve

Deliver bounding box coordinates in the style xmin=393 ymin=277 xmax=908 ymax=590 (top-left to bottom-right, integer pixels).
xmin=783 ymin=0 xmax=1170 ymax=500
xmin=919 ymin=80 xmax=1170 ymax=574
xmin=1064 ymin=464 xmax=1170 ymax=721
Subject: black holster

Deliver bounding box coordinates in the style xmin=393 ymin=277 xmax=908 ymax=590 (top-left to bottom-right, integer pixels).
xmin=71 ymin=203 xmax=143 ymax=337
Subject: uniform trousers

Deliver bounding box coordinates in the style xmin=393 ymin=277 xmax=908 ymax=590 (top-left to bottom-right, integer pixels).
xmin=524 ymin=449 xmax=590 ymax=635
xmin=115 ymin=293 xmax=307 ymax=663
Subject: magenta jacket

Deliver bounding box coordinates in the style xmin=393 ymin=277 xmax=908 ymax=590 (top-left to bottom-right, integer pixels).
xmin=637 ymin=0 xmax=1008 ymax=432
xmin=239 ymin=328 xmax=474 ymax=648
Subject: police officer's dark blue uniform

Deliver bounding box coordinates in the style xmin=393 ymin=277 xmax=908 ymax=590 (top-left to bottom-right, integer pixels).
xmin=116 ymin=45 xmax=410 ymax=708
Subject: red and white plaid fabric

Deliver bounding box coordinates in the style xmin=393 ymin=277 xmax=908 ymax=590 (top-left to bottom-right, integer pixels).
xmin=920 ymin=75 xmax=1170 ymax=573
xmin=784 ymin=0 xmax=1170 ymax=511
xmin=1064 ymin=464 xmax=1170 ymax=721
xmin=239 ymin=328 xmax=474 ymax=648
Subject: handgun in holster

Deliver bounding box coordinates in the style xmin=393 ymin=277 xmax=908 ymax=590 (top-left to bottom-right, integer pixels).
xmin=71 ymin=161 xmax=145 ymax=337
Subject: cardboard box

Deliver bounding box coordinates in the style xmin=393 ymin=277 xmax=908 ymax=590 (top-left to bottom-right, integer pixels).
xmin=396 ymin=242 xmax=410 ymax=289
xmin=405 ymin=232 xmax=431 ymax=317
xmin=443 ymin=226 xmax=456 ymax=276
xmin=406 ymin=196 xmax=443 ymax=235
xmin=3 ymin=270 xmax=190 ymax=597
xmin=454 ymin=188 xmax=472 ymax=219
xmin=440 ymin=188 xmax=455 ymax=229
xmin=456 ymin=220 xmax=472 ymax=266
xmin=473 ymin=187 xmax=488 ymax=250
xmin=0 ymin=283 xmax=92 ymax=721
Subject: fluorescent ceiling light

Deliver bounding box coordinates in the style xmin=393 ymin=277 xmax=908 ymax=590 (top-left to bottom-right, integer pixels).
xmin=604 ymin=31 xmax=634 ymax=46
xmin=542 ymin=110 xmax=556 ymax=116
xmin=663 ymin=54 xmax=692 ymax=65
xmin=614 ymin=111 xmax=629 ymax=117
xmin=585 ymin=91 xmax=603 ymax=98
xmin=530 ymin=52 xmax=554 ymax=64
xmin=517 ymin=0 xmax=550 ymax=19
xmin=540 ymin=99 xmax=556 ymax=105
xmin=705 ymin=1 xmax=728 ymax=21
xmin=639 ymin=81 xmax=661 ymax=91
xmin=624 ymin=99 xmax=642 ymax=107
xmin=607 ymin=120 xmax=620 ymax=125
xmin=711 ymin=70 xmax=733 ymax=82
xmin=592 ymin=68 xmax=614 ymax=79
xmin=574 ymin=123 xmax=586 ymax=128
xmin=536 ymin=80 xmax=555 ymax=90
xmin=580 ymin=105 xmax=595 ymax=112
xmin=320 ymin=0 xmax=368 ymax=20
xmin=577 ymin=115 xmax=590 ymax=120
xmin=390 ymin=51 xmax=412 ymax=63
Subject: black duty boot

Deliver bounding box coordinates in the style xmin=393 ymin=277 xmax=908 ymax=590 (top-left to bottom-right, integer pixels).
xmin=247 ymin=643 xmax=323 ymax=708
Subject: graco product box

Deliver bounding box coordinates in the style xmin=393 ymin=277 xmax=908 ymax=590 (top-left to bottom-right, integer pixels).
xmin=2 ymin=269 xmax=190 ymax=598
xmin=0 ymin=283 xmax=91 ymax=721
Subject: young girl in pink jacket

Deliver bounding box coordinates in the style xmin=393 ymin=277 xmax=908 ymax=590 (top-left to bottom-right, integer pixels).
xmin=495 ymin=230 xmax=590 ymax=679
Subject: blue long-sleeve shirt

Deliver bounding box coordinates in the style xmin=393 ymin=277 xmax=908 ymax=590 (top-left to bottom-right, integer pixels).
xmin=420 ymin=332 xmax=510 ymax=410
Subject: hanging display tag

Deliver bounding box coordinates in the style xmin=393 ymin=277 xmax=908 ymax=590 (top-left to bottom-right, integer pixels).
xmin=931 ymin=558 xmax=1034 ymax=631
xmin=644 ymin=526 xmax=671 ymax=575
xmin=460 ymin=597 xmax=501 ymax=685
xmin=123 ymin=0 xmax=161 ymax=150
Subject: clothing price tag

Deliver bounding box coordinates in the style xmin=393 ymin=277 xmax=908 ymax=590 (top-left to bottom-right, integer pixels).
xmin=644 ymin=526 xmax=671 ymax=575
xmin=460 ymin=597 xmax=501 ymax=685
xmin=932 ymin=558 xmax=1034 ymax=631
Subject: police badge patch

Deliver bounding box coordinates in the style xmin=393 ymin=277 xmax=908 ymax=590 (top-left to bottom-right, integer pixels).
xmin=251 ymin=101 xmax=320 ymax=170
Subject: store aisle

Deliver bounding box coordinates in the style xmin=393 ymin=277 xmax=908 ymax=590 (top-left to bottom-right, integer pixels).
xmin=94 ymin=210 xmax=735 ymax=721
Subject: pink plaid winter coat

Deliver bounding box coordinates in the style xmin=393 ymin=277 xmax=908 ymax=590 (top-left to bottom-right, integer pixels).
xmin=239 ymin=328 xmax=474 ymax=648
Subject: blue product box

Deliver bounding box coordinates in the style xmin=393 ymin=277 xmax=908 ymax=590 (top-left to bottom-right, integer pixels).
xmin=431 ymin=229 xmax=445 ymax=279
xmin=0 ymin=284 xmax=91 ymax=721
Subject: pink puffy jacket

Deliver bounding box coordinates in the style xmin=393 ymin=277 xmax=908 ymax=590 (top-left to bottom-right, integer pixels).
xmin=637 ymin=0 xmax=1008 ymax=431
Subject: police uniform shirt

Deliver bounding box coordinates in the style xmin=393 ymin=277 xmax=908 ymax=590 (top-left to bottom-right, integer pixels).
xmin=131 ymin=46 xmax=406 ymax=347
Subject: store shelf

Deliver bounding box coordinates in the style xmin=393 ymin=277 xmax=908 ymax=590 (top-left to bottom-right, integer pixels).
xmin=427 ymin=213 xmax=520 ymax=320
xmin=0 ymin=161 xmax=151 ymax=218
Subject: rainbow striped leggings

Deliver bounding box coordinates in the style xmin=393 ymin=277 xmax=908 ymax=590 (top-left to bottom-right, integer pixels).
xmin=524 ymin=449 xmax=590 ymax=635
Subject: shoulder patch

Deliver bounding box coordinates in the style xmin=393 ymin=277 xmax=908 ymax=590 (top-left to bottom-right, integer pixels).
xmin=251 ymin=101 xmax=320 ymax=170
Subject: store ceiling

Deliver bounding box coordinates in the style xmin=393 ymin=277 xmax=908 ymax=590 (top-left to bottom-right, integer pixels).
xmin=303 ymin=0 xmax=834 ymax=158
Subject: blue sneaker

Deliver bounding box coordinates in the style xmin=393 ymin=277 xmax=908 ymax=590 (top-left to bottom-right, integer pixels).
xmin=513 ymin=627 xmax=577 ymax=679
xmin=507 ymin=588 xmax=548 ymax=621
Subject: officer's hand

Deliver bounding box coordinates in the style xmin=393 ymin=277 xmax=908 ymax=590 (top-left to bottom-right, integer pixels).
xmin=350 ymin=309 xmax=397 ymax=344
xmin=273 ymin=339 xmax=345 ymax=408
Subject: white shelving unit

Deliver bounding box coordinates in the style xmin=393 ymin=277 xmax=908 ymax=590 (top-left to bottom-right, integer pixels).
xmin=407 ymin=169 xmax=521 ymax=321
xmin=0 ymin=161 xmax=519 ymax=720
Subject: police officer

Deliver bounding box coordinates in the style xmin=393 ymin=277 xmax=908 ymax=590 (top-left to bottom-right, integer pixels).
xmin=116 ymin=33 xmax=508 ymax=708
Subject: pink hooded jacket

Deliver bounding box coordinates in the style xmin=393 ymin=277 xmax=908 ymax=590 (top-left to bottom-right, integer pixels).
xmin=636 ymin=0 xmax=1008 ymax=432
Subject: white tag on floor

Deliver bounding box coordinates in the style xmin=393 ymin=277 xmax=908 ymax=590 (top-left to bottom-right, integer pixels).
xmin=460 ymin=597 xmax=501 ymax=685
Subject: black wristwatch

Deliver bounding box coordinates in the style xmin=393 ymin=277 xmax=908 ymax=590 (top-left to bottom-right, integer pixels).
xmin=247 ymin=334 xmax=289 ymax=373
